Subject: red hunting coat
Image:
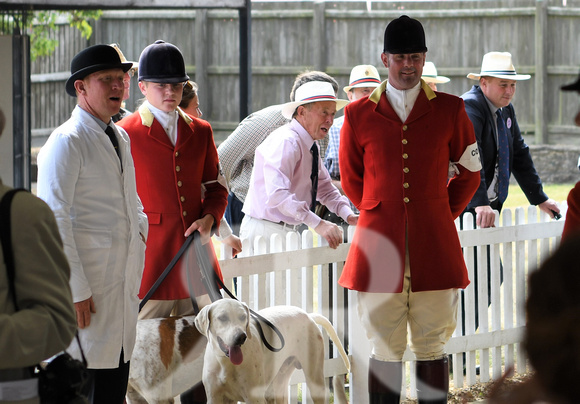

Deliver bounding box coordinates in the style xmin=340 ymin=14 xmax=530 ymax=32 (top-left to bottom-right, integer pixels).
xmin=338 ymin=81 xmax=481 ymax=293
xmin=118 ymin=105 xmax=228 ymax=300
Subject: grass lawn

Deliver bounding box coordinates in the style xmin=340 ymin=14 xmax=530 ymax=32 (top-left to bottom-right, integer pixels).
xmin=502 ymin=183 xmax=575 ymax=210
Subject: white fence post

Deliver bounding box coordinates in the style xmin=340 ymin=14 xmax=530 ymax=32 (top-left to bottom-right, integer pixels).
xmin=217 ymin=204 xmax=565 ymax=400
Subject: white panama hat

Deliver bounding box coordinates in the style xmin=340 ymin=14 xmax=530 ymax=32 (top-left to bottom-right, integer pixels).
xmin=281 ymin=81 xmax=349 ymax=119
xmin=421 ymin=61 xmax=450 ymax=84
xmin=343 ymin=65 xmax=382 ymax=94
xmin=467 ymin=51 xmax=530 ymax=81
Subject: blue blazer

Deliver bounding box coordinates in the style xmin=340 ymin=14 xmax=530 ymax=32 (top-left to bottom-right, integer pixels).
xmin=461 ymin=85 xmax=547 ymax=210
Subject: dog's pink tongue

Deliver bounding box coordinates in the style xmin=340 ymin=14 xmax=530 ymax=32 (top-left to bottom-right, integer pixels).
xmin=229 ymin=346 xmax=243 ymax=365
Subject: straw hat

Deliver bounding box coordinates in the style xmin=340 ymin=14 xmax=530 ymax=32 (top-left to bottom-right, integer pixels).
xmin=421 ymin=62 xmax=450 ymax=84
xmin=110 ymin=43 xmax=138 ymax=71
xmin=343 ymin=65 xmax=381 ymax=94
xmin=467 ymin=52 xmax=530 ymax=81
xmin=281 ymin=81 xmax=349 ymax=119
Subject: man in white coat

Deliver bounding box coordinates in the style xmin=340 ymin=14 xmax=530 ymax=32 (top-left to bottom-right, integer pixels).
xmin=37 ymin=44 xmax=148 ymax=404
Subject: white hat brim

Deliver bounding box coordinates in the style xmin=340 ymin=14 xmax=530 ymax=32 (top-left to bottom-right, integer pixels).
xmin=467 ymin=72 xmax=531 ymax=81
xmin=422 ymin=75 xmax=450 ymax=84
xmin=343 ymin=82 xmax=381 ymax=94
xmin=281 ymin=98 xmax=349 ymax=119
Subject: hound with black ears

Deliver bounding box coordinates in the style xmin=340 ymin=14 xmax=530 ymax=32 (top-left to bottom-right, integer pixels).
xmin=194 ymin=298 xmax=350 ymax=404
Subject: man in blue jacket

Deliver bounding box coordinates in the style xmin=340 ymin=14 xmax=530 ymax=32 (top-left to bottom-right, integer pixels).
xmin=461 ymin=51 xmax=560 ymax=226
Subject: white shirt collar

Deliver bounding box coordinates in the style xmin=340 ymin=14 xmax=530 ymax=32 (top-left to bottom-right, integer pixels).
xmin=144 ymin=100 xmax=179 ymax=145
xmin=385 ymin=81 xmax=422 ymax=123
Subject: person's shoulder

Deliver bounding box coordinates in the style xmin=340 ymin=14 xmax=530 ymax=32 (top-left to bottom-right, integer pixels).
xmin=239 ymin=105 xmax=287 ymax=129
xmin=460 ymin=85 xmax=482 ymax=102
xmin=188 ymin=115 xmax=213 ymax=130
xmin=117 ymin=110 xmax=141 ymax=128
xmin=1 ymin=187 xmax=53 ymax=223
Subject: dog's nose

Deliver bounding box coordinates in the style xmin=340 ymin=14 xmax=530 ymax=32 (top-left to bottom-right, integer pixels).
xmin=234 ymin=332 xmax=247 ymax=346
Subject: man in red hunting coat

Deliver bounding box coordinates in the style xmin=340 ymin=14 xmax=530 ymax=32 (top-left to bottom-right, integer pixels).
xmin=338 ymin=16 xmax=481 ymax=403
xmin=118 ymin=40 xmax=228 ymax=403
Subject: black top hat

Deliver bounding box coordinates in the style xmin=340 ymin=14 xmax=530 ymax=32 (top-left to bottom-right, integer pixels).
xmin=138 ymin=40 xmax=189 ymax=84
xmin=562 ymin=71 xmax=580 ymax=92
xmin=383 ymin=15 xmax=428 ymax=54
xmin=65 ymin=44 xmax=133 ymax=97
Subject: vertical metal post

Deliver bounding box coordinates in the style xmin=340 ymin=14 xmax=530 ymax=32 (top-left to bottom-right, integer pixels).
xmin=12 ymin=33 xmax=30 ymax=190
xmin=239 ymin=0 xmax=252 ymax=121
xmin=535 ymin=0 xmax=548 ymax=144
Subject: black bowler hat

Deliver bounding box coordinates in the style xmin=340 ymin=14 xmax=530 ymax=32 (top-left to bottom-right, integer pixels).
xmin=562 ymin=71 xmax=580 ymax=92
xmin=65 ymin=44 xmax=133 ymax=97
xmin=383 ymin=15 xmax=428 ymax=54
xmin=138 ymin=40 xmax=189 ymax=84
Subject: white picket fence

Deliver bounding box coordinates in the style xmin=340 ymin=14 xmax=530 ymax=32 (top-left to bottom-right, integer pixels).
xmin=216 ymin=204 xmax=566 ymax=403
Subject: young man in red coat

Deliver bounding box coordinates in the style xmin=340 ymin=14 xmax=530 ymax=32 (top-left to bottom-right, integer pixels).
xmin=118 ymin=40 xmax=228 ymax=404
xmin=338 ymin=16 xmax=481 ymax=403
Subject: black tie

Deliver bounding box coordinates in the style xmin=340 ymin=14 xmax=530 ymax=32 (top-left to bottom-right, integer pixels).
xmin=495 ymin=109 xmax=509 ymax=203
xmin=310 ymin=143 xmax=319 ymax=212
xmin=105 ymin=125 xmax=122 ymax=166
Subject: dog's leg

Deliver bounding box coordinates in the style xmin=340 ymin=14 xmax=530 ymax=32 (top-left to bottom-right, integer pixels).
xmin=126 ymin=382 xmax=149 ymax=404
xmin=332 ymin=375 xmax=349 ymax=404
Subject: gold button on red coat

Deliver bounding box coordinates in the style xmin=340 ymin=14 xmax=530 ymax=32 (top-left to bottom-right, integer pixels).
xmin=182 ymin=211 xmax=187 ymax=217
xmin=402 ymin=139 xmax=408 ymax=145
xmin=176 ymin=166 xmax=181 ymax=172
xmin=403 ymin=183 xmax=409 ymax=189
xmin=402 ymin=125 xmax=408 ymax=131
xmin=402 ymin=153 xmax=408 ymax=159
xmin=177 ymin=181 xmax=183 ymax=187
xmin=180 ymin=196 xmax=186 ymax=202
xmin=403 ymin=167 xmax=409 ymax=173
xmin=403 ymin=197 xmax=410 ymax=203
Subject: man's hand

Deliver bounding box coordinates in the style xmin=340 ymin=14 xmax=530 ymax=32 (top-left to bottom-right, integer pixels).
xmin=314 ymin=220 xmax=343 ymax=249
xmin=475 ymin=205 xmax=497 ymax=228
xmin=223 ymin=234 xmax=242 ymax=257
xmin=346 ymin=214 xmax=359 ymax=226
xmin=185 ymin=214 xmax=215 ymax=244
xmin=75 ymin=297 xmax=96 ymax=329
xmin=538 ymin=199 xmax=561 ymax=219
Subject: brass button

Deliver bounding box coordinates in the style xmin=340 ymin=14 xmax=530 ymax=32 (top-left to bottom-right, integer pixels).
xmin=180 ymin=196 xmax=186 ymax=202
xmin=403 ymin=183 xmax=409 ymax=189
xmin=403 ymin=167 xmax=409 ymax=173
xmin=402 ymin=153 xmax=408 ymax=159
xmin=182 ymin=211 xmax=187 ymax=217
xmin=176 ymin=166 xmax=181 ymax=172
xmin=177 ymin=181 xmax=183 ymax=187
xmin=403 ymin=197 xmax=410 ymax=203
xmin=175 ymin=151 xmax=179 ymax=157
xmin=402 ymin=125 xmax=408 ymax=131
xmin=402 ymin=139 xmax=408 ymax=145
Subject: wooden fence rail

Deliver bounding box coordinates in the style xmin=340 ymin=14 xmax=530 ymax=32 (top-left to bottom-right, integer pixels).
xmin=217 ymin=204 xmax=565 ymax=403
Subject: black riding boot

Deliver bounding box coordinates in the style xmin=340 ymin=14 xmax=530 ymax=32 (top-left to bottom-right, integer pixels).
xmin=368 ymin=358 xmax=402 ymax=404
xmin=416 ymin=357 xmax=449 ymax=404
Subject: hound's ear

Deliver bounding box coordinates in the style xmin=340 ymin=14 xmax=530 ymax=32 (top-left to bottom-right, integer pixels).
xmin=194 ymin=305 xmax=211 ymax=336
xmin=243 ymin=302 xmax=252 ymax=340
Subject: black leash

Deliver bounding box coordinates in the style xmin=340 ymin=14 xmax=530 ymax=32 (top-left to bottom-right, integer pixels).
xmin=192 ymin=231 xmax=285 ymax=353
xmin=139 ymin=230 xmax=285 ymax=353
xmin=139 ymin=233 xmax=198 ymax=313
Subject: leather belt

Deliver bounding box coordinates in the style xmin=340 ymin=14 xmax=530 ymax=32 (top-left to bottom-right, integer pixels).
xmin=264 ymin=219 xmax=308 ymax=233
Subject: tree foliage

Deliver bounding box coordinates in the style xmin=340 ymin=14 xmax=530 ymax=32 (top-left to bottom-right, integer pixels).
xmin=0 ymin=10 xmax=102 ymax=61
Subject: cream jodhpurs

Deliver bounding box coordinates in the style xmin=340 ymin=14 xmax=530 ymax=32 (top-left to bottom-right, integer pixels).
xmin=356 ymin=262 xmax=459 ymax=361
